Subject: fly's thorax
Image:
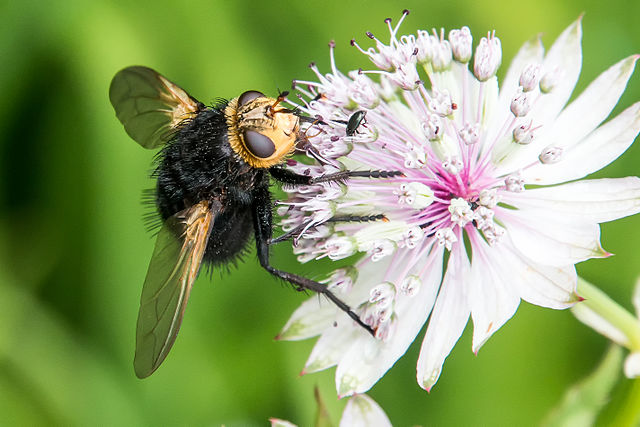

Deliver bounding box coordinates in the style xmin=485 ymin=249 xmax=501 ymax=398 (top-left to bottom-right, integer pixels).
xmin=225 ymin=94 xmax=300 ymax=169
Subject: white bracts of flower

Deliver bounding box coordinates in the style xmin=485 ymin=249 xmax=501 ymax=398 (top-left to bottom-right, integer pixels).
xmin=271 ymin=393 xmax=392 ymax=427
xmin=278 ymin=14 xmax=640 ymax=396
xmin=339 ymin=394 xmax=393 ymax=427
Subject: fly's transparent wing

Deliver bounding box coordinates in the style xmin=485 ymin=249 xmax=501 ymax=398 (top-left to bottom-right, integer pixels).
xmin=134 ymin=201 xmax=215 ymax=378
xmin=109 ymin=66 xmax=202 ymax=149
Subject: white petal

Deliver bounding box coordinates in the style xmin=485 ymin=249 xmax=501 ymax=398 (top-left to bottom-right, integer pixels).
xmin=572 ymin=301 xmax=630 ymax=347
xmin=339 ymin=394 xmax=392 ymax=427
xmin=343 ymin=256 xmax=396 ymax=306
xmin=270 ymin=419 xmax=298 ymax=427
xmin=549 ymin=55 xmax=639 ymax=148
xmin=500 ymin=235 xmax=578 ymax=308
xmin=521 ymin=103 xmax=640 ymax=185
xmin=335 ymin=245 xmax=444 ymax=396
xmin=468 ymin=233 xmax=521 ymax=352
xmin=278 ymin=295 xmax=337 ymax=341
xmin=503 ymin=177 xmax=640 ymax=223
xmin=529 ymin=18 xmax=583 ymax=129
xmin=417 ymin=244 xmax=470 ymax=391
xmin=515 ymin=264 xmax=578 ymax=309
xmin=302 ymin=257 xmax=395 ymax=375
xmin=304 ymin=323 xmax=360 ymax=374
xmin=499 ymin=206 xmax=607 ymax=267
xmin=624 ymin=352 xmax=640 ymax=378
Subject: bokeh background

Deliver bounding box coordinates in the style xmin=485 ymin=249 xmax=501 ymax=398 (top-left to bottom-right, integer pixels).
xmin=2 ymin=0 xmax=640 ymax=425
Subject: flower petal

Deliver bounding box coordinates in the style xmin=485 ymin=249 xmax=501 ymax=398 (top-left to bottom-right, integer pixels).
xmin=417 ymin=243 xmax=470 ymax=391
xmin=521 ymin=102 xmax=640 ymax=185
xmin=468 ymin=233 xmax=521 ymax=353
xmin=529 ymin=17 xmax=583 ymax=129
xmin=304 ymin=324 xmax=360 ymax=374
xmin=549 ymin=55 xmax=639 ymax=148
xmin=499 ymin=205 xmax=607 ymax=267
xmin=335 ymin=245 xmax=444 ymax=396
xmin=502 ymin=177 xmax=640 ymax=223
xmin=270 ymin=419 xmax=298 ymax=427
xmin=339 ymin=394 xmax=392 ymax=427
xmin=278 ymin=296 xmax=337 ymax=341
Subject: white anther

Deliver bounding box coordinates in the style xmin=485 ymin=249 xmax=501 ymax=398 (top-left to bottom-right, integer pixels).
xmin=400 ymin=275 xmax=422 ymax=297
xmin=368 ymin=239 xmax=397 ymax=262
xmin=510 ymin=87 xmax=532 ymax=117
xmin=539 ymin=145 xmax=563 ymax=164
xmin=435 ymin=227 xmax=457 ymax=250
xmin=540 ymin=69 xmax=559 ymax=93
xmin=505 ymin=174 xmax=525 ymax=192
xmin=428 ymin=88 xmax=454 ymax=116
xmin=448 ymin=198 xmax=474 ymax=227
xmin=421 ymin=113 xmax=443 ymax=140
xmin=458 ymin=122 xmax=480 ymax=145
xmin=442 ymin=156 xmax=464 ymax=175
xmin=399 ymin=226 xmax=425 ymax=249
xmin=319 ymin=236 xmax=357 ymax=260
xmin=512 ymin=121 xmax=539 ymax=145
xmin=478 ymin=188 xmax=498 ymax=208
xmin=395 ymin=182 xmax=435 ymax=209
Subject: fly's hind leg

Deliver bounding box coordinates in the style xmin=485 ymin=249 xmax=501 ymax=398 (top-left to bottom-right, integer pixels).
xmin=252 ymin=184 xmax=374 ymax=336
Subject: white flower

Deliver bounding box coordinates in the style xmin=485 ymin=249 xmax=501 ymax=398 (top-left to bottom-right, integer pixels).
xmin=279 ymin=13 xmax=640 ymax=396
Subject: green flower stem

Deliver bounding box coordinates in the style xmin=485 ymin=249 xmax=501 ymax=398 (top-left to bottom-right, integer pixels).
xmin=577 ymin=277 xmax=640 ymax=350
xmin=607 ymin=378 xmax=640 ymax=427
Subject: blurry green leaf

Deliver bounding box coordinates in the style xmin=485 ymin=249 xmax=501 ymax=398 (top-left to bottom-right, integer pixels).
xmin=314 ymin=386 xmax=334 ymax=427
xmin=0 ymin=271 xmax=142 ymax=425
xmin=596 ymin=374 xmax=640 ymax=426
xmin=542 ymin=345 xmax=623 ymax=427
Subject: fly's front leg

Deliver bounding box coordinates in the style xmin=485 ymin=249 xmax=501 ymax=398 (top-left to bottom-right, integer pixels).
xmin=251 ymin=184 xmax=374 ymax=336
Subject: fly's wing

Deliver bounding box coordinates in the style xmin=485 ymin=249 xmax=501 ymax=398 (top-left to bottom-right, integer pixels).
xmin=134 ymin=201 xmax=217 ymax=378
xmin=109 ymin=66 xmax=202 ymax=149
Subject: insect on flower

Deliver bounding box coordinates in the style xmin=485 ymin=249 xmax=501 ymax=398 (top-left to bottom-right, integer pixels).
xmin=277 ymin=11 xmax=640 ymax=396
xmin=346 ymin=110 xmax=367 ymax=136
xmin=109 ymin=66 xmax=401 ymax=378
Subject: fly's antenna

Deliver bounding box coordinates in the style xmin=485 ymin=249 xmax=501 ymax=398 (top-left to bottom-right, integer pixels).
xmin=269 ymin=91 xmax=290 ymax=115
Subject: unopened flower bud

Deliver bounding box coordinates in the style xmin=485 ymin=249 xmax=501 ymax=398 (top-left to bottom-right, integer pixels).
xmin=519 ymin=63 xmax=543 ymax=92
xmin=539 ymin=145 xmax=563 ymax=164
xmin=473 ymin=32 xmax=502 ymax=81
xmin=449 ymin=27 xmax=473 ymax=63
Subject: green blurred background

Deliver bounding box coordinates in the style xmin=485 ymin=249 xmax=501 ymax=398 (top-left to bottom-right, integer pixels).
xmin=2 ymin=0 xmax=640 ymax=425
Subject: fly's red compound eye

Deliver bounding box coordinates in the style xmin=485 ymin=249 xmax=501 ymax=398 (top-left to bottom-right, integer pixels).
xmin=238 ymin=90 xmax=265 ymax=106
xmin=243 ymin=130 xmax=275 ymax=158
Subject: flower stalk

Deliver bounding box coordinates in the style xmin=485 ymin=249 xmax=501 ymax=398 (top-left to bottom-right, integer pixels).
xmin=575 ymin=277 xmax=640 ymax=350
